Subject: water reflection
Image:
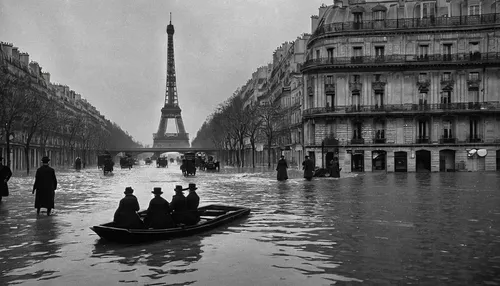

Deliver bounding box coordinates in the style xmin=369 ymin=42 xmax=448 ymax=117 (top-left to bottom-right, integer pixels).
xmin=0 ymin=165 xmax=499 ymax=285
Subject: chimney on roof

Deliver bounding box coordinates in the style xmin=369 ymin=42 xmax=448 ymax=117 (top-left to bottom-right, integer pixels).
xmin=311 ymin=15 xmax=319 ymax=33
xmin=12 ymin=47 xmax=19 ymax=61
xmin=29 ymin=61 xmax=40 ymax=75
xmin=0 ymin=42 xmax=13 ymax=59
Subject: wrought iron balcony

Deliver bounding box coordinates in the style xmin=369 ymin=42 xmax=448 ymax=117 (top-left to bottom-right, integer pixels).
xmin=416 ymin=137 xmax=430 ymax=144
xmin=302 ymin=52 xmax=500 ymax=72
xmin=439 ymin=137 xmax=457 ymax=144
xmin=466 ymin=136 xmax=483 ymax=143
xmin=310 ymin=13 xmax=500 ymax=40
xmin=302 ymin=101 xmax=500 ymax=117
xmin=351 ymin=138 xmax=365 ymax=144
xmin=373 ymin=137 xmax=386 ymax=144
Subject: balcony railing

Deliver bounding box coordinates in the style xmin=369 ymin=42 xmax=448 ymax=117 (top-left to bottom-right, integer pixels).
xmin=302 ymin=101 xmax=500 ymax=116
xmin=311 ymin=13 xmax=500 ymax=39
xmin=466 ymin=136 xmax=483 ymax=143
xmin=351 ymin=138 xmax=364 ymax=144
xmin=302 ymin=52 xmax=500 ymax=70
xmin=439 ymin=137 xmax=457 ymax=144
xmin=373 ymin=138 xmax=386 ymax=144
xmin=416 ymin=137 xmax=429 ymax=144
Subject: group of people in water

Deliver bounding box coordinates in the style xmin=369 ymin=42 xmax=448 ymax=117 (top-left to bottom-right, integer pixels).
xmin=276 ymin=155 xmax=342 ymax=181
xmin=113 ymin=183 xmax=201 ymax=229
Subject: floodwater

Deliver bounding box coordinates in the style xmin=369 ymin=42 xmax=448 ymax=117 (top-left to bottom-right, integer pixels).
xmin=0 ymin=162 xmax=499 ymax=286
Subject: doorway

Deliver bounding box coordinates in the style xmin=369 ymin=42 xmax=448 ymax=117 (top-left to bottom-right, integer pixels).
xmin=439 ymin=149 xmax=456 ymax=172
xmin=394 ymin=151 xmax=408 ymax=172
xmin=351 ymin=153 xmax=364 ymax=172
xmin=416 ymin=150 xmax=431 ymax=172
xmin=372 ymin=150 xmax=386 ymax=171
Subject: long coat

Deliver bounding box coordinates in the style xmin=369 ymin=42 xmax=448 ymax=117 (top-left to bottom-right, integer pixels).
xmin=113 ymin=194 xmax=144 ymax=229
xmin=171 ymin=193 xmax=198 ymax=226
xmin=276 ymin=159 xmax=288 ymax=181
xmin=330 ymin=160 xmax=341 ymax=178
xmin=33 ymin=165 xmax=57 ymax=208
xmin=302 ymin=158 xmax=315 ymax=180
xmin=186 ymin=191 xmax=201 ymax=223
xmin=144 ymin=196 xmax=175 ymax=229
xmin=0 ymin=165 xmax=13 ymax=197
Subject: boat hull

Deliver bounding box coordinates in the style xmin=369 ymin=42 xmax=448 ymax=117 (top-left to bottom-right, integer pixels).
xmin=90 ymin=204 xmax=250 ymax=243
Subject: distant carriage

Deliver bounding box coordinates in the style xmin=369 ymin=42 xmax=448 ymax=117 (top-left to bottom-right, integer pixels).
xmin=205 ymin=155 xmax=220 ymax=171
xmin=145 ymin=157 xmax=152 ymax=165
xmin=157 ymin=157 xmax=168 ymax=168
xmin=181 ymin=152 xmax=196 ymax=176
xmin=98 ymin=153 xmax=114 ymax=175
xmin=120 ymin=156 xmax=133 ymax=169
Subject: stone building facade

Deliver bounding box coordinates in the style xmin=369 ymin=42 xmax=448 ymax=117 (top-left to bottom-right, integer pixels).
xmin=1 ymin=42 xmax=109 ymax=170
xmin=302 ymin=0 xmax=500 ymax=172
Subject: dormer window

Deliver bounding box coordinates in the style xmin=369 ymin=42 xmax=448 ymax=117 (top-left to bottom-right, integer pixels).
xmin=374 ymin=11 xmax=385 ymax=20
xmin=469 ymin=4 xmax=480 ymax=15
xmin=421 ymin=2 xmax=436 ymax=18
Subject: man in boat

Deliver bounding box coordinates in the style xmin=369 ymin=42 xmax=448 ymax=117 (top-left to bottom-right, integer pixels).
xmin=170 ymin=185 xmax=197 ymax=226
xmin=144 ymin=187 xmax=176 ymax=229
xmin=32 ymin=156 xmax=58 ymax=215
xmin=185 ymin=183 xmax=200 ymax=223
xmin=302 ymin=156 xmax=315 ymax=181
xmin=0 ymin=155 xmax=13 ymax=203
xmin=113 ymin=187 xmax=144 ymax=229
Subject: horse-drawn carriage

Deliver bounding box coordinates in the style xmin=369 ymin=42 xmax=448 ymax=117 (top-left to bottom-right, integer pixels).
xmin=205 ymin=155 xmax=220 ymax=171
xmin=181 ymin=152 xmax=196 ymax=176
xmin=98 ymin=153 xmax=114 ymax=175
xmin=157 ymin=157 xmax=168 ymax=168
xmin=120 ymin=156 xmax=133 ymax=169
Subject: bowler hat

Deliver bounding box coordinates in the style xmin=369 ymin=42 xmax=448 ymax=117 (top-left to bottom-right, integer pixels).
xmin=184 ymin=183 xmax=197 ymax=191
xmin=124 ymin=187 xmax=134 ymax=194
xmin=174 ymin=185 xmax=184 ymax=192
xmin=152 ymin=187 xmax=163 ymax=195
xmin=41 ymin=156 xmax=50 ymax=163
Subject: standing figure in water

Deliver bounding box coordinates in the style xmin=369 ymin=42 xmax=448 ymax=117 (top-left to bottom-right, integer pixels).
xmin=302 ymin=156 xmax=315 ymax=181
xmin=276 ymin=155 xmax=288 ymax=181
xmin=33 ymin=156 xmax=58 ymax=215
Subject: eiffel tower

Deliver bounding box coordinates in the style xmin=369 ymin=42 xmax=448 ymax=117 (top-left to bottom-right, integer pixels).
xmin=153 ymin=14 xmax=190 ymax=148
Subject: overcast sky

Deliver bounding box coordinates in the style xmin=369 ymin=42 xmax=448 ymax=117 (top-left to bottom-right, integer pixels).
xmin=0 ymin=0 xmax=324 ymax=145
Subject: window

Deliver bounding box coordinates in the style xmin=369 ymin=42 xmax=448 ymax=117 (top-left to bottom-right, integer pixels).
xmin=354 ymin=13 xmax=363 ymax=23
xmin=469 ymin=5 xmax=480 ymax=15
xmin=375 ymin=92 xmax=384 ymax=109
xmin=443 ymin=120 xmax=452 ymax=138
xmin=375 ymin=46 xmax=385 ymax=59
xmin=418 ymin=45 xmax=429 ymax=58
xmin=469 ymin=89 xmax=479 ymax=103
xmin=470 ymin=119 xmax=479 ymax=139
xmin=419 ymin=92 xmax=428 ymax=108
xmin=469 ymin=72 xmax=479 ymax=81
xmin=353 ymin=47 xmax=363 ymax=57
xmin=326 ymin=75 xmax=334 ymax=84
xmin=326 ymin=94 xmax=334 ymax=109
xmin=441 ymin=90 xmax=452 ymax=105
xmin=443 ymin=44 xmax=452 ymax=61
xmin=327 ymin=48 xmax=334 ymax=62
xmin=374 ymin=74 xmax=382 ymax=81
xmin=352 ymin=74 xmax=361 ymax=82
xmin=418 ymin=120 xmax=427 ymax=138
xmin=442 ymin=72 xmax=451 ymax=81
xmin=419 ymin=73 xmax=428 ymax=81
xmin=352 ymin=92 xmax=361 ymax=110
xmin=422 ymin=2 xmax=436 ymax=18
xmin=316 ymin=49 xmax=320 ymax=60
xmin=353 ymin=122 xmax=362 ymax=139
xmin=374 ymin=11 xmax=385 ymax=20
xmin=469 ymin=42 xmax=480 ymax=59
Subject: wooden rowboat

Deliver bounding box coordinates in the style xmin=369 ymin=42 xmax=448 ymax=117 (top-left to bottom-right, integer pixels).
xmin=90 ymin=204 xmax=250 ymax=243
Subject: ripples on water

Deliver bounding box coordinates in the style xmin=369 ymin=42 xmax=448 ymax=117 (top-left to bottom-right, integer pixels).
xmin=0 ymin=164 xmax=499 ymax=285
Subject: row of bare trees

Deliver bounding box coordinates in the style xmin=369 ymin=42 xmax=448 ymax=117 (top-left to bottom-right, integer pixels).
xmin=1 ymin=66 xmax=140 ymax=174
xmin=192 ymin=90 xmax=287 ymax=168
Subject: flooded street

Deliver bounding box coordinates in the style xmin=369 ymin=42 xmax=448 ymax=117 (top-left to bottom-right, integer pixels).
xmin=1 ymin=163 xmax=499 ymax=285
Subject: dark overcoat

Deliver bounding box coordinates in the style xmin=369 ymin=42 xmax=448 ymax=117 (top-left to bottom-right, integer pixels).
xmin=171 ymin=193 xmax=197 ymax=226
xmin=330 ymin=160 xmax=341 ymax=178
xmin=144 ymin=196 xmax=175 ymax=229
xmin=276 ymin=159 xmax=288 ymax=181
xmin=0 ymin=165 xmax=13 ymax=197
xmin=33 ymin=165 xmax=57 ymax=208
xmin=186 ymin=191 xmax=201 ymax=223
xmin=302 ymin=158 xmax=315 ymax=180
xmin=113 ymin=194 xmax=144 ymax=229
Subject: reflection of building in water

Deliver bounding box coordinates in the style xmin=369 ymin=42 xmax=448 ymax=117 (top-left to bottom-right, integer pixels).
xmin=301 ymin=0 xmax=500 ymax=173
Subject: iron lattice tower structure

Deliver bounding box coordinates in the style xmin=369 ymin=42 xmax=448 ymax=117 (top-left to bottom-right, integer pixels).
xmin=153 ymin=14 xmax=190 ymax=148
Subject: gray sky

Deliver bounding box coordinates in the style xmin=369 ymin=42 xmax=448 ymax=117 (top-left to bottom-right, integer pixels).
xmin=0 ymin=0 xmax=324 ymax=145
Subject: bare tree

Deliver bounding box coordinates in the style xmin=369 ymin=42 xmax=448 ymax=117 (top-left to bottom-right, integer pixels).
xmin=244 ymin=103 xmax=262 ymax=168
xmin=259 ymin=100 xmax=286 ymax=167
xmin=0 ymin=70 xmax=30 ymax=168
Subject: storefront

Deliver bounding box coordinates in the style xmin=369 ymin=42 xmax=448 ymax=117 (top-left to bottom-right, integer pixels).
xmin=372 ymin=150 xmax=386 ymax=171
xmin=394 ymin=151 xmax=408 ymax=172
xmin=349 ymin=150 xmax=364 ymax=172
xmin=439 ymin=149 xmax=456 ymax=172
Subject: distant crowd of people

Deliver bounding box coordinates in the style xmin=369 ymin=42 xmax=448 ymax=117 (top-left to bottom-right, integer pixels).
xmin=113 ymin=183 xmax=200 ymax=229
